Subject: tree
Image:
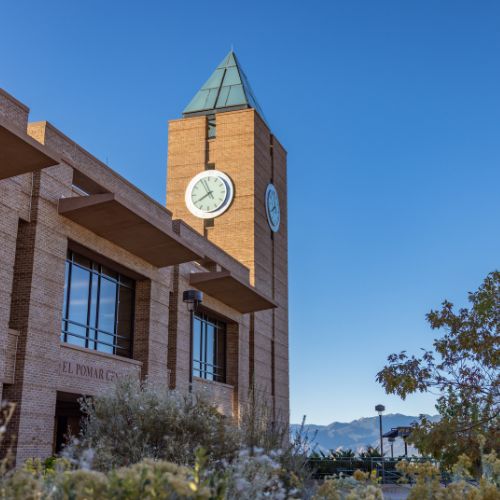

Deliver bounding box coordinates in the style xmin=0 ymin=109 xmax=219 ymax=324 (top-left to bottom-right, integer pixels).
xmin=376 ymin=271 xmax=499 ymax=471
xmin=358 ymin=446 xmax=383 ymax=459
xmin=334 ymin=449 xmax=356 ymax=459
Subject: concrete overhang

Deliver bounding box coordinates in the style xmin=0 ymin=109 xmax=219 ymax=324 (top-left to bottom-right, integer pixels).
xmin=189 ymin=270 xmax=277 ymax=313
xmin=0 ymin=118 xmax=60 ymax=180
xmin=58 ymin=193 xmax=202 ymax=267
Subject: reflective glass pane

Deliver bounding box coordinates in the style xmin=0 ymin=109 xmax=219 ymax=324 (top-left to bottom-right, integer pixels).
xmin=66 ymin=334 xmax=86 ymax=348
xmin=96 ymin=332 xmax=114 ymax=354
xmin=206 ymin=323 xmax=215 ymax=367
xmin=65 ymin=321 xmax=87 ymax=348
xmin=66 ymin=322 xmax=87 ymax=339
xmin=222 ymin=67 xmax=241 ymax=86
xmin=120 ymin=275 xmax=134 ymax=288
xmin=203 ymin=68 xmax=224 ymax=89
xmin=101 ymin=266 xmax=118 ymax=280
xmin=185 ymin=91 xmax=210 ymax=112
xmin=226 ymin=85 xmax=246 ymax=106
xmin=62 ymin=261 xmax=70 ymax=319
xmin=68 ymin=265 xmax=90 ymax=326
xmin=193 ymin=317 xmax=202 ymax=364
xmin=215 ymin=86 xmax=230 ymax=108
xmin=73 ymin=254 xmax=91 ymax=270
xmin=98 ymin=278 xmax=117 ymax=334
xmin=117 ymin=286 xmax=133 ymax=341
xmin=116 ymin=346 xmax=131 ymax=358
xmin=89 ymin=273 xmax=98 ymax=329
xmin=204 ymin=88 xmax=218 ymax=109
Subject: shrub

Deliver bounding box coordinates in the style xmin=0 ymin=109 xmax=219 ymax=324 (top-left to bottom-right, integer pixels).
xmin=0 ymin=457 xmax=215 ymax=500
xmin=312 ymin=471 xmax=383 ymax=500
xmin=397 ymin=452 xmax=500 ymax=500
xmin=53 ymin=469 xmax=109 ymax=499
xmin=63 ymin=376 xmax=240 ymax=470
xmin=239 ymin=387 xmax=313 ymax=492
xmin=224 ymin=448 xmax=291 ymax=500
xmin=106 ymin=458 xmax=212 ymax=499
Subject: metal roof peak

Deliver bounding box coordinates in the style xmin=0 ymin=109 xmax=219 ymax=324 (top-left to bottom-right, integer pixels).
xmin=183 ymin=50 xmax=266 ymax=123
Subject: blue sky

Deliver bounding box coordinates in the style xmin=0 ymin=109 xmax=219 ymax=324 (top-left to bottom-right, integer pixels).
xmin=2 ymin=1 xmax=499 ymax=424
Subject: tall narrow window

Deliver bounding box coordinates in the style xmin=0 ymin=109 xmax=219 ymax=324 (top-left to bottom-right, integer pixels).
xmin=207 ymin=115 xmax=216 ymax=139
xmin=192 ymin=312 xmax=226 ymax=382
xmin=61 ymin=250 xmax=135 ymax=358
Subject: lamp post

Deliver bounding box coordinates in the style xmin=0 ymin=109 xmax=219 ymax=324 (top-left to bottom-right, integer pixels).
xmin=375 ymin=404 xmax=385 ymax=457
xmin=183 ymin=290 xmax=203 ymax=392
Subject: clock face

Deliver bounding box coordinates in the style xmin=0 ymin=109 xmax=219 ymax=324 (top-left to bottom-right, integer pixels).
xmin=265 ymin=183 xmax=280 ymax=232
xmin=185 ymin=170 xmax=234 ymax=219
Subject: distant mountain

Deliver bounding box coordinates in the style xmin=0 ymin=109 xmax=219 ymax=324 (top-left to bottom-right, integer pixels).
xmin=291 ymin=413 xmax=440 ymax=457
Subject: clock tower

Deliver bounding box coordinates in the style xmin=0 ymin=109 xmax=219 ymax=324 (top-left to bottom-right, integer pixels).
xmin=166 ymin=51 xmax=288 ymax=421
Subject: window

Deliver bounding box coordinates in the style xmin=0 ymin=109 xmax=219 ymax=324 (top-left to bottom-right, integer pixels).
xmin=61 ymin=250 xmax=135 ymax=358
xmin=192 ymin=312 xmax=226 ymax=382
xmin=207 ymin=115 xmax=216 ymax=139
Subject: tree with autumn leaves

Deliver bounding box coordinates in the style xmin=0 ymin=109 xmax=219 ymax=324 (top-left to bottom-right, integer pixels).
xmin=377 ymin=271 xmax=499 ymax=473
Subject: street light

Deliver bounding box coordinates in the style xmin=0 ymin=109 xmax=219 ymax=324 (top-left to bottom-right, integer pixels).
xmin=375 ymin=404 xmax=385 ymax=457
xmin=183 ymin=290 xmax=203 ymax=391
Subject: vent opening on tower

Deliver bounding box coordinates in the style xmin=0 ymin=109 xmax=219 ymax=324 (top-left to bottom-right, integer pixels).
xmin=207 ymin=115 xmax=216 ymax=139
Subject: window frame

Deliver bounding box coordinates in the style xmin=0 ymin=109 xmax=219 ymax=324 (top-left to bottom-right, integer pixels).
xmin=61 ymin=250 xmax=135 ymax=358
xmin=192 ymin=310 xmax=226 ymax=383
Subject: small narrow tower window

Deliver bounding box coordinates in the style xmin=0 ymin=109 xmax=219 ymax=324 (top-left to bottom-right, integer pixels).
xmin=207 ymin=115 xmax=216 ymax=139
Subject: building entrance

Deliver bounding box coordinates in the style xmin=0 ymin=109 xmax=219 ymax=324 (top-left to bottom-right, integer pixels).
xmin=54 ymin=392 xmax=83 ymax=454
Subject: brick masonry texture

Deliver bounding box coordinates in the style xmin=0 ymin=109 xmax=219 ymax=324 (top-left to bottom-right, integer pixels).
xmin=0 ymin=89 xmax=289 ymax=465
xmin=167 ymin=109 xmax=289 ymax=422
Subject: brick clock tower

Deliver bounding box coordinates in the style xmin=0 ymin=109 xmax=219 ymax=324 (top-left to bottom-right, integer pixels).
xmin=166 ymin=51 xmax=289 ymax=421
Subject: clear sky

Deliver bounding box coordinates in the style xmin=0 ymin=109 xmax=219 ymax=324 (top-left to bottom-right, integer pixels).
xmin=2 ymin=1 xmax=499 ymax=424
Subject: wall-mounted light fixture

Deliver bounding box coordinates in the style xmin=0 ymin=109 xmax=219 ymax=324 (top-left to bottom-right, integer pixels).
xmin=183 ymin=290 xmax=203 ymax=312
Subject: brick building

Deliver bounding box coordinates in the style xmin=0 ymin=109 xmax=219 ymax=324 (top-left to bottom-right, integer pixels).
xmin=0 ymin=51 xmax=288 ymax=465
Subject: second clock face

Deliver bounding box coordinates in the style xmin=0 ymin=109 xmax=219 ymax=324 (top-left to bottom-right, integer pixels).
xmin=185 ymin=170 xmax=234 ymax=219
xmin=265 ymin=183 xmax=280 ymax=232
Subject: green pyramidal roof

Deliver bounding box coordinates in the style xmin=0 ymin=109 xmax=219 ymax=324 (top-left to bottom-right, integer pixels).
xmin=183 ymin=51 xmax=266 ymax=120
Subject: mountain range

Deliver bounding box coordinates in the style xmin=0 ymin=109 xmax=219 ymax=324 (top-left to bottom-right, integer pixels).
xmin=291 ymin=413 xmax=440 ymax=457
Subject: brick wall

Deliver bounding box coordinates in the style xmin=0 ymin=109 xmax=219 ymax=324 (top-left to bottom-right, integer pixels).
xmin=0 ymin=89 xmax=285 ymax=466
xmin=166 ymin=109 xmax=289 ymax=423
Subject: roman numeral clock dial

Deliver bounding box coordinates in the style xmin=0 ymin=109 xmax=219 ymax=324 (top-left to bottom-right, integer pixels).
xmin=185 ymin=170 xmax=234 ymax=219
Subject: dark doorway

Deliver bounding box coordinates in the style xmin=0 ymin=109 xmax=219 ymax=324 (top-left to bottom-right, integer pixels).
xmin=54 ymin=392 xmax=83 ymax=454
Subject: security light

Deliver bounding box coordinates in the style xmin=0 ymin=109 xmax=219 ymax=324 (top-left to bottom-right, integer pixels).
xmin=183 ymin=290 xmax=203 ymax=312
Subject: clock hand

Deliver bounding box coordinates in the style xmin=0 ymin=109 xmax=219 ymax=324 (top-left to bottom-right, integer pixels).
xmin=197 ymin=191 xmax=214 ymax=202
xmin=202 ymin=180 xmax=215 ymax=199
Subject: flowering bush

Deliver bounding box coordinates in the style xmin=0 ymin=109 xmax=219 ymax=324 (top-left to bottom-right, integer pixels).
xmin=397 ymin=451 xmax=500 ymax=500
xmin=312 ymin=470 xmax=383 ymax=500
xmin=0 ymin=457 xmax=214 ymax=499
xmin=63 ymin=377 xmax=240 ymax=470
xmin=224 ymin=448 xmax=294 ymax=500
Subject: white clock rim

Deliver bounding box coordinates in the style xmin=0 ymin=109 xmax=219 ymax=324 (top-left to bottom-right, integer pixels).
xmin=265 ymin=183 xmax=280 ymax=232
xmin=185 ymin=170 xmax=234 ymax=219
